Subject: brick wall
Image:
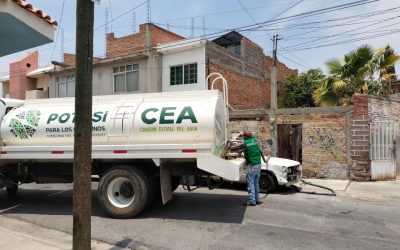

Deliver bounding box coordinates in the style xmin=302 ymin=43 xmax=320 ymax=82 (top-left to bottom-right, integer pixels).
xmin=209 ymin=62 xmax=267 ymax=109
xmin=350 ymin=95 xmax=370 ymax=181
xmin=206 ymin=40 xmax=297 ymax=110
xmin=63 ymin=53 xmax=102 ymax=66
xmin=106 ymin=23 xmax=183 ymax=58
xmin=263 ymin=56 xmax=298 ymax=97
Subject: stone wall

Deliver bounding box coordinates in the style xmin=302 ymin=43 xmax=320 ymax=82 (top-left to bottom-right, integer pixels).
xmin=278 ymin=111 xmax=349 ymax=179
xmin=229 ymin=106 xmax=352 ymax=179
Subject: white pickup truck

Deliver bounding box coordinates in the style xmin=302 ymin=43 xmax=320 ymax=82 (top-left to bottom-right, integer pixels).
xmin=229 ymin=135 xmax=301 ymax=193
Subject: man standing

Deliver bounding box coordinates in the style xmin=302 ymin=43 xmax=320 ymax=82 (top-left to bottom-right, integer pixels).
xmin=231 ymin=130 xmax=267 ymax=206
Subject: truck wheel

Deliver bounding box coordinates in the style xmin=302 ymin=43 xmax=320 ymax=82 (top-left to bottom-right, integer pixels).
xmin=6 ymin=184 xmax=18 ymax=194
xmin=259 ymin=172 xmax=276 ymax=193
xmin=98 ymin=166 xmax=151 ymax=218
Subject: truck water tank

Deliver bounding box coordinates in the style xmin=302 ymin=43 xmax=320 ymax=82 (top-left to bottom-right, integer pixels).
xmin=0 ymin=91 xmax=226 ymax=151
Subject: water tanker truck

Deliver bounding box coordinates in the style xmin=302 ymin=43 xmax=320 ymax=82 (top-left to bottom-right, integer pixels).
xmin=0 ymin=90 xmax=245 ymax=218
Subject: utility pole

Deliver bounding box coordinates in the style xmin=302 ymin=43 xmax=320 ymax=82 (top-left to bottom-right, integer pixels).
xmin=270 ymin=34 xmax=280 ymax=157
xmin=73 ymin=0 xmax=94 ymax=249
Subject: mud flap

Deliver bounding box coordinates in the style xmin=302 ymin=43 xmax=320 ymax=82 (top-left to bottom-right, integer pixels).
xmin=160 ymin=164 xmax=173 ymax=204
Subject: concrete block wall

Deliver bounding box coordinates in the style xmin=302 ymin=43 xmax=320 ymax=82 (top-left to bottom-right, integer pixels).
xmin=350 ymin=94 xmax=371 ymax=181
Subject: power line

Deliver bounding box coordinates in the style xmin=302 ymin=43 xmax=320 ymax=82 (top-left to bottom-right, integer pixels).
xmin=281 ymin=14 xmax=400 ymax=50
xmin=0 ymin=0 xmax=380 ymax=77
xmin=234 ymin=0 xmax=379 ymax=33
xmin=282 ymin=29 xmax=400 ymax=51
xmin=236 ymin=0 xmax=306 ymax=69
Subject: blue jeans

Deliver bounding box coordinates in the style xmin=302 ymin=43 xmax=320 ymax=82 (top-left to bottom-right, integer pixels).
xmin=246 ymin=164 xmax=261 ymax=204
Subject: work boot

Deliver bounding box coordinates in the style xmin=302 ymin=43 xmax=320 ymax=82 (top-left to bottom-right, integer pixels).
xmin=243 ymin=201 xmax=256 ymax=206
xmin=256 ymin=200 xmax=263 ymax=205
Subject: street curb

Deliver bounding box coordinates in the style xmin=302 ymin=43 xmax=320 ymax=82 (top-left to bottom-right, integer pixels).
xmin=0 ymin=215 xmax=123 ymax=250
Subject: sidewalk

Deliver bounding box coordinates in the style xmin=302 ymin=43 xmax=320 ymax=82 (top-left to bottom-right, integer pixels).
xmin=0 ymin=216 xmax=122 ymax=250
xmin=295 ymin=178 xmax=400 ymax=200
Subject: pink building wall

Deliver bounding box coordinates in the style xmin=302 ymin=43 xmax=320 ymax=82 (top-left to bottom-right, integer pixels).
xmin=9 ymin=51 xmax=38 ymax=99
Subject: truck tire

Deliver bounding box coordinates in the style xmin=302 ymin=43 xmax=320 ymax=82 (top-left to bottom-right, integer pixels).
xmin=259 ymin=172 xmax=276 ymax=193
xmin=6 ymin=184 xmax=18 ymax=194
xmin=98 ymin=166 xmax=151 ymax=218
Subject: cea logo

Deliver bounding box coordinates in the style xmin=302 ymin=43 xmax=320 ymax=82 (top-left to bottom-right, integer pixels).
xmin=141 ymin=106 xmax=198 ymax=125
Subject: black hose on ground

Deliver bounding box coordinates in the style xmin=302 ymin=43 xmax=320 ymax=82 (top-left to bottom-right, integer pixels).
xmin=294 ymin=178 xmax=336 ymax=196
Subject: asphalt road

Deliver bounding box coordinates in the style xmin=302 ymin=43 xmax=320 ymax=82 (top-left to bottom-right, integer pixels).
xmin=1 ymin=183 xmax=400 ymax=250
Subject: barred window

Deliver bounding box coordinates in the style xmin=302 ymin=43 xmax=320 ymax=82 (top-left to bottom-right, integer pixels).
xmin=170 ymin=63 xmax=197 ymax=85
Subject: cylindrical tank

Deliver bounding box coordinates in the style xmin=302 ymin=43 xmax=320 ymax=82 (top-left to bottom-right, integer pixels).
xmin=0 ymin=91 xmax=226 ymax=151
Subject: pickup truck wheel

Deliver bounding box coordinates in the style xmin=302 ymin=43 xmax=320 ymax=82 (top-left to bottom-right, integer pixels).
xmin=6 ymin=184 xmax=18 ymax=194
xmin=98 ymin=166 xmax=151 ymax=218
xmin=259 ymin=172 xmax=276 ymax=193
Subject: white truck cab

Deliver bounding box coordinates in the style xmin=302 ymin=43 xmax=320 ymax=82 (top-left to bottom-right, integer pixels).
xmin=230 ymin=134 xmax=301 ymax=193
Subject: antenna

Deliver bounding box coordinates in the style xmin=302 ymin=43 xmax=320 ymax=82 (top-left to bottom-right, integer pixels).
xmin=61 ymin=28 xmax=64 ymax=61
xmin=147 ymin=0 xmax=151 ymax=23
xmin=191 ymin=17 xmax=194 ymax=38
xmin=202 ymin=17 xmax=206 ymax=38
xmin=105 ymin=7 xmax=108 ymax=56
xmin=132 ymin=12 xmax=136 ymax=33
xmin=167 ymin=23 xmax=170 ymax=31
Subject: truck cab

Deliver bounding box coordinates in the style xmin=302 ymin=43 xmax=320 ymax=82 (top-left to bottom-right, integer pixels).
xmin=0 ymin=98 xmax=24 ymax=121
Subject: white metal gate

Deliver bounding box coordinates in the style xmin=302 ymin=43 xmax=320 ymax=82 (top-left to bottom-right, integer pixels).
xmin=370 ymin=121 xmax=397 ymax=180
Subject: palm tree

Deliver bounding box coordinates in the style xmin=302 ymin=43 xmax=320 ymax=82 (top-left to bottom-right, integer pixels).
xmin=314 ymin=44 xmax=400 ymax=106
xmin=369 ymin=45 xmax=400 ymax=95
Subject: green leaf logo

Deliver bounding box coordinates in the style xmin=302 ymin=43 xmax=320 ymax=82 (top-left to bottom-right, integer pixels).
xmin=9 ymin=110 xmax=41 ymax=139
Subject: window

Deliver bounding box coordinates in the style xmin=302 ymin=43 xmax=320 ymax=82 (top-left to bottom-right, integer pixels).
xmin=113 ymin=64 xmax=139 ymax=93
xmin=56 ymin=75 xmax=75 ymax=97
xmin=170 ymin=63 xmax=197 ymax=85
xmin=225 ymin=43 xmax=241 ymax=55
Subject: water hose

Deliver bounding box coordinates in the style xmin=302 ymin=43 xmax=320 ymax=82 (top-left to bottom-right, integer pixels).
xmin=294 ymin=178 xmax=336 ymax=196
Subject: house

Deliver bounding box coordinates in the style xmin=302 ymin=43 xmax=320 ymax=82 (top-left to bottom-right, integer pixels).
xmin=0 ymin=0 xmax=57 ymax=56
xmin=0 ymin=0 xmax=56 ymax=99
xmin=1 ymin=23 xmax=297 ymax=111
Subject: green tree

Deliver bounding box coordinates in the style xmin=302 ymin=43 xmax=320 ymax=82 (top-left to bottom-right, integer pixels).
xmin=278 ymin=69 xmax=325 ymax=108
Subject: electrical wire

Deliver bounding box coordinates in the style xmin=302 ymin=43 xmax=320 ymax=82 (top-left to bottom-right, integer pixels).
xmin=0 ymin=0 xmax=383 ymax=77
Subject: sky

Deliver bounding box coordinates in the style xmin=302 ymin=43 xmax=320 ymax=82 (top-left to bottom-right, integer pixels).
xmin=1 ymin=0 xmax=399 ymax=78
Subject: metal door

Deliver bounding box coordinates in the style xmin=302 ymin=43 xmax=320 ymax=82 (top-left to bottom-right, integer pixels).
xmin=370 ymin=121 xmax=397 ymax=180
